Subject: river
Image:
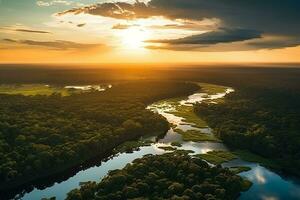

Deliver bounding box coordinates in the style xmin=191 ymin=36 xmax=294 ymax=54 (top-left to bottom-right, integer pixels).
xmin=15 ymin=85 xmax=300 ymax=200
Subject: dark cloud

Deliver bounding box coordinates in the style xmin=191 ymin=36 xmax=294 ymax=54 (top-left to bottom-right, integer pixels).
xmin=57 ymin=2 xmax=154 ymax=19
xmin=248 ymin=38 xmax=300 ymax=50
xmin=147 ymin=37 xmax=300 ymax=52
xmin=3 ymin=39 xmax=102 ymax=50
xmin=3 ymin=38 xmax=17 ymax=43
xmin=58 ymin=0 xmax=300 ymax=50
xmin=77 ymin=23 xmax=86 ymax=27
xmin=148 ymin=28 xmax=262 ymax=45
xmin=148 ymin=0 xmax=300 ymax=36
xmin=58 ymin=0 xmax=300 ymax=34
xmin=14 ymin=29 xmax=51 ymax=34
xmin=146 ymin=28 xmax=263 ymax=52
xmin=146 ymin=44 xmax=205 ymax=51
xmin=112 ymin=23 xmax=133 ymax=30
xmin=0 ymin=27 xmax=51 ymax=34
xmin=150 ymin=20 xmax=219 ymax=31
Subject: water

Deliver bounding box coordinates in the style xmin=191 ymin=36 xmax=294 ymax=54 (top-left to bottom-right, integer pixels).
xmin=64 ymin=84 xmax=112 ymax=91
xmin=13 ymin=86 xmax=300 ymax=200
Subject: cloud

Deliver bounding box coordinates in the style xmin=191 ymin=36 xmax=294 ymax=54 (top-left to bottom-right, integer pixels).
xmin=148 ymin=28 xmax=262 ymax=45
xmin=3 ymin=38 xmax=102 ymax=50
xmin=37 ymin=0 xmax=71 ymax=7
xmin=146 ymin=0 xmax=300 ymax=36
xmin=57 ymin=0 xmax=300 ymax=33
xmin=0 ymin=27 xmax=51 ymax=34
xmin=248 ymin=37 xmax=300 ymax=50
xmin=146 ymin=28 xmax=263 ymax=51
xmin=3 ymin=39 xmax=17 ymax=43
xmin=112 ymin=23 xmax=138 ymax=30
xmin=146 ymin=35 xmax=300 ymax=52
xmin=57 ymin=0 xmax=300 ymax=50
xmin=37 ymin=0 xmax=85 ymax=7
xmin=15 ymin=29 xmax=51 ymax=34
xmin=77 ymin=23 xmax=86 ymax=27
xmin=57 ymin=1 xmax=154 ymax=19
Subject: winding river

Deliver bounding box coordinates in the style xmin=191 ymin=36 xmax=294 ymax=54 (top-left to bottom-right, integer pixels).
xmin=14 ymin=85 xmax=300 ymax=200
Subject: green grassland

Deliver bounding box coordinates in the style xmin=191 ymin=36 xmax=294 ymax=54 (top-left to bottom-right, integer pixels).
xmin=196 ymin=150 xmax=237 ymax=165
xmin=171 ymin=141 xmax=182 ymax=147
xmin=0 ymin=84 xmax=71 ymax=96
xmin=158 ymin=146 xmax=177 ymax=151
xmin=175 ymin=129 xmax=221 ymax=142
xmin=164 ymin=82 xmax=230 ymax=128
xmin=160 ymin=97 xmax=183 ymax=106
xmin=167 ymin=105 xmax=208 ymax=128
xmin=197 ymin=82 xmax=228 ymax=95
xmin=230 ymin=166 xmax=252 ymax=174
xmin=113 ymin=140 xmax=152 ymax=154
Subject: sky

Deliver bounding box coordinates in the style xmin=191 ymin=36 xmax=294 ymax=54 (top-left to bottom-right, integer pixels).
xmin=1 ymin=0 xmax=300 ymax=64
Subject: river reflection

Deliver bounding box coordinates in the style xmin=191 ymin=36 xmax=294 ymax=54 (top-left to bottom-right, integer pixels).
xmin=11 ymin=84 xmax=300 ymax=200
xmin=240 ymin=165 xmax=300 ymax=200
xmin=180 ymin=88 xmax=234 ymax=105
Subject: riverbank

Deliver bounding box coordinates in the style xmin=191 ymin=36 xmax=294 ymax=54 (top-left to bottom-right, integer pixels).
xmin=0 ymin=81 xmax=200 ymax=199
xmin=12 ymin=82 xmax=300 ymax=200
xmin=0 ymin=129 xmax=167 ymax=193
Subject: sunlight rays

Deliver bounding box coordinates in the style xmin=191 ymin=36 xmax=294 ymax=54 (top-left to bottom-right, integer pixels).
xmin=120 ymin=27 xmax=151 ymax=49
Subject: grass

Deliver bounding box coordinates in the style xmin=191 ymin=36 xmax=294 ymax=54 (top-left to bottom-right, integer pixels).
xmin=170 ymin=123 xmax=177 ymax=129
xmin=174 ymin=149 xmax=195 ymax=154
xmin=229 ymin=166 xmax=252 ymax=174
xmin=234 ymin=150 xmax=280 ymax=169
xmin=171 ymin=141 xmax=182 ymax=147
xmin=175 ymin=129 xmax=221 ymax=142
xmin=0 ymin=84 xmax=71 ymax=96
xmin=163 ymin=83 xmax=231 ymax=128
xmin=161 ymin=97 xmax=183 ymax=106
xmin=241 ymin=179 xmax=253 ymax=191
xmin=155 ymin=82 xmax=230 ymax=129
xmin=167 ymin=105 xmax=208 ymax=128
xmin=197 ymin=83 xmax=228 ymax=95
xmin=113 ymin=140 xmax=152 ymax=154
xmin=158 ymin=146 xmax=177 ymax=151
xmin=196 ymin=150 xmax=237 ymax=165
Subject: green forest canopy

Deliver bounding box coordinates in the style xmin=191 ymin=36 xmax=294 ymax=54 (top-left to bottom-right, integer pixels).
xmin=66 ymin=151 xmax=250 ymax=200
xmin=0 ymin=81 xmax=198 ymax=188
xmin=195 ymin=87 xmax=300 ymax=176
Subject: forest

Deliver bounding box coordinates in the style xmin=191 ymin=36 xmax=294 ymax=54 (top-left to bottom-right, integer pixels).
xmin=66 ymin=151 xmax=249 ymax=200
xmin=1 ymin=66 xmax=300 ymax=199
xmin=0 ymin=81 xmax=198 ymax=189
xmin=195 ymin=86 xmax=300 ymax=176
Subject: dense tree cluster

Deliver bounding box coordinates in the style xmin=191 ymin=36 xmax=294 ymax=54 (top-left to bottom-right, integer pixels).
xmin=66 ymin=151 xmax=248 ymax=200
xmin=195 ymin=87 xmax=300 ymax=176
xmin=0 ymin=81 xmax=198 ymax=188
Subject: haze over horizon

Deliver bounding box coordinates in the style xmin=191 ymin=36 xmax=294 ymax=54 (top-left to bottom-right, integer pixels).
xmin=1 ymin=0 xmax=300 ymax=64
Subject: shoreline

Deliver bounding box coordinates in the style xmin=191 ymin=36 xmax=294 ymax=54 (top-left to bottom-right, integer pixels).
xmin=0 ymin=129 xmax=169 ymax=198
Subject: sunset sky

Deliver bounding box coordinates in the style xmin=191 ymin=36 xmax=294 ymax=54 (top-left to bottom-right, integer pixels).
xmin=1 ymin=0 xmax=300 ymax=63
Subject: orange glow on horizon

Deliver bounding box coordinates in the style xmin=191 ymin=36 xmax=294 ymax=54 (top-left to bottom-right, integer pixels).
xmin=1 ymin=45 xmax=300 ymax=64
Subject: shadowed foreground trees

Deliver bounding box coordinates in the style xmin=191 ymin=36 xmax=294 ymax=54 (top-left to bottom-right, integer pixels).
xmin=0 ymin=81 xmax=198 ymax=188
xmin=66 ymin=151 xmax=249 ymax=200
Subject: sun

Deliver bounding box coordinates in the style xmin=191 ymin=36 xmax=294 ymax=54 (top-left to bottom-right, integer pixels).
xmin=121 ymin=27 xmax=150 ymax=49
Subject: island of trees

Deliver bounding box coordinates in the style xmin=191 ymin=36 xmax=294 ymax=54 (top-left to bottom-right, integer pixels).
xmin=195 ymin=86 xmax=300 ymax=176
xmin=66 ymin=151 xmax=250 ymax=200
xmin=0 ymin=81 xmax=198 ymax=190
